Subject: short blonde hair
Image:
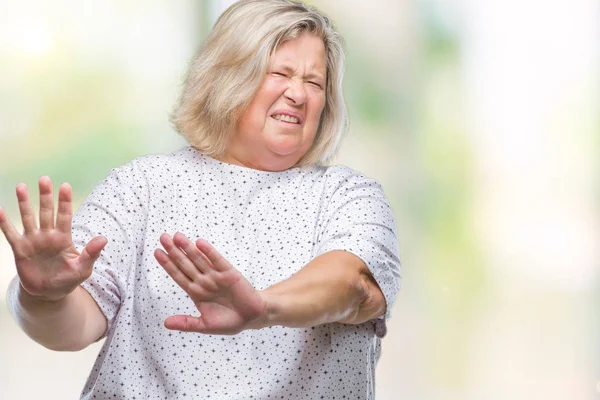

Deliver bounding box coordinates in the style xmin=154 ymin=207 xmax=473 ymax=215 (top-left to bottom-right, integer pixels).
xmin=170 ymin=0 xmax=348 ymax=166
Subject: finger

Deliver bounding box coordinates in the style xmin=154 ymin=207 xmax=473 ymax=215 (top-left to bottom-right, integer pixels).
xmin=154 ymin=248 xmax=193 ymax=288
xmin=78 ymin=236 xmax=108 ymax=275
xmin=195 ymin=238 xmax=232 ymax=272
xmin=160 ymin=233 xmax=203 ymax=282
xmin=55 ymin=183 xmax=73 ymax=234
xmin=16 ymin=183 xmax=37 ymax=233
xmin=164 ymin=315 xmax=206 ymax=332
xmin=0 ymin=206 xmax=21 ymax=247
xmin=38 ymin=176 xmax=54 ymax=231
xmin=172 ymin=232 xmax=212 ymax=274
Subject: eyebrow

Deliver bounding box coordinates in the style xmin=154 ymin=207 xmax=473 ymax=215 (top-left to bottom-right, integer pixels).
xmin=276 ymin=64 xmax=326 ymax=81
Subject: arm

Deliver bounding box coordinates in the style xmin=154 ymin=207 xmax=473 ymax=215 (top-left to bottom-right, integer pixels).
xmin=0 ymin=178 xmax=109 ymax=351
xmin=7 ymin=278 xmax=107 ymax=351
xmin=154 ymin=233 xmax=388 ymax=335
xmin=258 ymin=250 xmax=386 ymax=328
xmin=155 ymin=175 xmax=399 ymax=336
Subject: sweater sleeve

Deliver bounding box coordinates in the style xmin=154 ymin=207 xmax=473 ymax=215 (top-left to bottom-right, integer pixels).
xmin=72 ymin=158 xmax=150 ymax=337
xmin=314 ymin=168 xmax=401 ymax=335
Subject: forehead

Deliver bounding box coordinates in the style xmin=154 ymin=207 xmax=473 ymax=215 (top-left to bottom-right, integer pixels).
xmin=271 ymin=34 xmax=326 ymax=74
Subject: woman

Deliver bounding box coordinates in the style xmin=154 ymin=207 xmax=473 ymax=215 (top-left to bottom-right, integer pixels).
xmin=0 ymin=0 xmax=400 ymax=398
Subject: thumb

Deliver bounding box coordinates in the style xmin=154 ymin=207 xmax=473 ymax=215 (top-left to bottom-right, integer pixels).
xmin=165 ymin=315 xmax=206 ymax=333
xmin=78 ymin=236 xmax=108 ymax=270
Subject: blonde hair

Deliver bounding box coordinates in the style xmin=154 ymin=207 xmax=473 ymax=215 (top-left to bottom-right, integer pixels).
xmin=170 ymin=0 xmax=348 ymax=166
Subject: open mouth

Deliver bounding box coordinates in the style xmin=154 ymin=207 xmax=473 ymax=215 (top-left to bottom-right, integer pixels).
xmin=271 ymin=113 xmax=301 ymax=125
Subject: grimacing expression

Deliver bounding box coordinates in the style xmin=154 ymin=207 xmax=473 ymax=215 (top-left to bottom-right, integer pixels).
xmin=231 ymin=33 xmax=327 ymax=170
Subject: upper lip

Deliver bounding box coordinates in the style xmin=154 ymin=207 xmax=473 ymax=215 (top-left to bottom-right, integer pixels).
xmin=270 ymin=109 xmax=303 ymax=125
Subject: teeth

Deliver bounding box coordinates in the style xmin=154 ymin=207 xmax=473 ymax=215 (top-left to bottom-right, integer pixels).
xmin=273 ymin=114 xmax=299 ymax=124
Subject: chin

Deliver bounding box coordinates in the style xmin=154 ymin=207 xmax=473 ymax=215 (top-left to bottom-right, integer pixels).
xmin=264 ymin=145 xmax=303 ymax=166
xmin=268 ymin=149 xmax=301 ymax=164
xmin=266 ymin=137 xmax=303 ymax=156
xmin=268 ymin=144 xmax=298 ymax=156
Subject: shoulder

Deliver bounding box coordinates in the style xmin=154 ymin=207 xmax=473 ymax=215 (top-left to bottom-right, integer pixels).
xmin=84 ymin=148 xmax=194 ymax=205
xmin=107 ymin=147 xmax=193 ymax=181
xmin=319 ymin=164 xmax=385 ymax=197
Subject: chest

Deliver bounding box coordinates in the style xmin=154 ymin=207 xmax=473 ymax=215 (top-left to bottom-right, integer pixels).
xmin=142 ymin=181 xmax=324 ymax=293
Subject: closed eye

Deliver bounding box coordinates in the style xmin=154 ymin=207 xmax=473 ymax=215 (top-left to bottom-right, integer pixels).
xmin=309 ymin=81 xmax=323 ymax=89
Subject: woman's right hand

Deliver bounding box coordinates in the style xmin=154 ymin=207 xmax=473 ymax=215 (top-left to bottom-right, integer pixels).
xmin=0 ymin=176 xmax=107 ymax=302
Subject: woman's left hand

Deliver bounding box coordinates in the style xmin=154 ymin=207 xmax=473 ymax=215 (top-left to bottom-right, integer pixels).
xmin=154 ymin=232 xmax=268 ymax=335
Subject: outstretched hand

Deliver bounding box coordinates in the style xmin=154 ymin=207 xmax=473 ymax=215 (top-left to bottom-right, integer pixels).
xmin=154 ymin=232 xmax=268 ymax=335
xmin=0 ymin=177 xmax=107 ymax=302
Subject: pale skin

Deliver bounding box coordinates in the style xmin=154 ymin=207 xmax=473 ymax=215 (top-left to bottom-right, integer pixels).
xmin=1 ymin=33 xmax=386 ymax=350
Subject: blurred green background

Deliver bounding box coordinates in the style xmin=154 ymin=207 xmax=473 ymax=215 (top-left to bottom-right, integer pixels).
xmin=1 ymin=0 xmax=598 ymax=399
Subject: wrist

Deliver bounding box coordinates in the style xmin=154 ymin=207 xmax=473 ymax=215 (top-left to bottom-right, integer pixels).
xmin=17 ymin=280 xmax=70 ymax=305
xmin=249 ymin=289 xmax=277 ymax=330
xmin=8 ymin=277 xmax=71 ymax=328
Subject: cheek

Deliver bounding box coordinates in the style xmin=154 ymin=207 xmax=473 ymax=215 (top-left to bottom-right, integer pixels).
xmin=254 ymin=88 xmax=282 ymax=121
xmin=240 ymin=102 xmax=267 ymax=132
xmin=261 ymin=78 xmax=285 ymax=100
xmin=242 ymin=81 xmax=280 ymax=123
xmin=308 ymin=96 xmax=326 ymax=127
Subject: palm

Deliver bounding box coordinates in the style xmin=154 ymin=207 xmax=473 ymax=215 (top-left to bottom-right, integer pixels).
xmin=197 ymin=269 xmax=267 ymax=333
xmin=154 ymin=233 xmax=267 ymax=335
xmin=0 ymin=177 xmax=107 ymax=301
xmin=15 ymin=232 xmax=81 ymax=298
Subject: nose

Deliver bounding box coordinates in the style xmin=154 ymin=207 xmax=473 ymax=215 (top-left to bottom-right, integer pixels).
xmin=283 ymin=79 xmax=307 ymax=106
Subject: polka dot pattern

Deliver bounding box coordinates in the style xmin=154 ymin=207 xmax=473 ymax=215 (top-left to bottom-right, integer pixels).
xmin=72 ymin=146 xmax=400 ymax=399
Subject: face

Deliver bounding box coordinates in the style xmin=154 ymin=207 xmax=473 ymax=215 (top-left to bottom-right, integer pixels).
xmin=221 ymin=33 xmax=327 ymax=171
